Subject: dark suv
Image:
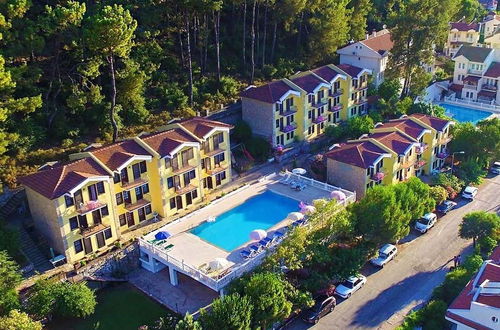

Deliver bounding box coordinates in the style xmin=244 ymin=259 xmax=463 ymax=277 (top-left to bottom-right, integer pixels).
xmin=301 ymin=295 xmax=336 ymax=324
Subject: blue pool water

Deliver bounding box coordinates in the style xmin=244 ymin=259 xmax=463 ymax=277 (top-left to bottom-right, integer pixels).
xmin=439 ymin=103 xmax=492 ymax=124
xmin=190 ymin=190 xmax=299 ymax=251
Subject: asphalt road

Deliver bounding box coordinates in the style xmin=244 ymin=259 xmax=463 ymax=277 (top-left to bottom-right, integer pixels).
xmin=288 ymin=173 xmax=500 ymax=330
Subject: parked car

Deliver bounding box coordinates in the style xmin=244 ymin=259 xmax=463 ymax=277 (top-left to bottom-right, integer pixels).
xmin=370 ymin=244 xmax=397 ymax=267
xmin=462 ymin=186 xmax=478 ymax=200
xmin=415 ymin=213 xmax=437 ymax=234
xmin=301 ymin=295 xmax=336 ymax=324
xmin=490 ymin=161 xmax=500 ymax=175
xmin=334 ymin=275 xmax=367 ymax=299
xmin=436 ymin=200 xmax=457 ymax=214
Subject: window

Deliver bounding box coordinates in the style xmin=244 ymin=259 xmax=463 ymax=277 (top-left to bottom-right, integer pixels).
xmin=165 ymin=158 xmax=171 ymax=169
xmin=192 ymin=189 xmax=198 ymax=200
xmin=74 ymin=239 xmax=83 ymax=253
xmin=132 ymin=163 xmax=141 ymax=180
xmin=276 ymin=119 xmax=279 ymax=128
xmin=113 ymin=173 xmax=120 ymax=183
xmin=101 ymin=205 xmax=109 ymax=217
xmin=138 ymin=208 xmax=146 ymax=222
xmin=69 ymin=216 xmax=78 ymax=230
xmin=140 ymin=161 xmax=147 ymax=173
xmin=96 ymin=182 xmax=105 ymax=194
xmin=214 ymin=132 xmax=223 ymax=144
xmin=116 ymin=192 xmax=123 ymax=205
xmin=65 ymin=195 xmax=74 ymax=207
xmin=142 ymin=183 xmax=149 ymax=194
xmin=170 ymin=197 xmax=176 ymax=209
xmin=167 ymin=177 xmax=174 ymax=189
xmin=214 ymin=153 xmax=225 ymax=166
xmin=145 ymin=204 xmax=152 ymax=215
xmin=119 ymin=214 xmax=126 ymax=226
xmin=104 ymin=228 xmax=112 ymax=239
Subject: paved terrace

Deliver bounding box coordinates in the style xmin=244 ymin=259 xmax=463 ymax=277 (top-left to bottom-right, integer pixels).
xmin=138 ymin=172 xmax=355 ymax=294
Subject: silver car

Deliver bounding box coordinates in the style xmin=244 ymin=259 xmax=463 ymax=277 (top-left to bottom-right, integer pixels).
xmin=370 ymin=244 xmax=397 ymax=267
xmin=415 ymin=213 xmax=437 ymax=234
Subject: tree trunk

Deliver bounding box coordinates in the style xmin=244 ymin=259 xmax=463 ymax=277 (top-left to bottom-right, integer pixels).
xmin=204 ymin=14 xmax=208 ymax=74
xmin=250 ymin=0 xmax=256 ymax=83
xmin=179 ymin=31 xmax=185 ymax=67
xmin=271 ymin=21 xmax=277 ymax=63
xmin=255 ymin=1 xmax=260 ymax=68
xmin=243 ymin=0 xmax=247 ymax=70
xmin=214 ymin=10 xmax=221 ymax=85
xmin=108 ymin=55 xmax=119 ymax=143
xmin=261 ymin=0 xmax=268 ymax=68
xmin=185 ymin=15 xmax=194 ymax=107
xmin=297 ymin=12 xmax=304 ymax=49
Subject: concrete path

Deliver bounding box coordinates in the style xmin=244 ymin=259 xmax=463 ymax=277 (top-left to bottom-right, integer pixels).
xmin=288 ymin=173 xmax=500 ymax=329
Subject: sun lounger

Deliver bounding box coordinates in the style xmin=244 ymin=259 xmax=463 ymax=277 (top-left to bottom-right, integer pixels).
xmin=240 ymin=249 xmax=255 ymax=260
xmin=164 ymin=244 xmax=174 ymax=251
xmin=249 ymin=244 xmax=262 ymax=253
xmin=259 ymin=239 xmax=271 ymax=248
xmin=261 ymin=237 xmax=273 ymax=245
xmin=279 ymin=174 xmax=291 ymax=184
xmin=289 ymin=180 xmax=298 ymax=188
xmin=295 ymin=183 xmax=307 ymax=191
xmin=273 ymin=231 xmax=285 ymax=242
xmin=291 ymin=219 xmax=306 ymax=227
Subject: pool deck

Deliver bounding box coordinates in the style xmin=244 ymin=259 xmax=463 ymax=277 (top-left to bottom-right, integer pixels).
xmin=143 ymin=173 xmax=334 ymax=271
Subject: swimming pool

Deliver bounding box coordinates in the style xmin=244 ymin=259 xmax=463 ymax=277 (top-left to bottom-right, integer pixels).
xmin=190 ymin=190 xmax=299 ymax=251
xmin=439 ymin=103 xmax=492 ymax=124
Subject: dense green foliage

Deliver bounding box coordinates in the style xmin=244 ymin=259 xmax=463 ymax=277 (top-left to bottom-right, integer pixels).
xmin=459 ymin=211 xmax=500 ymax=248
xmin=199 ymin=293 xmax=252 ymax=330
xmin=0 ymin=310 xmax=42 ymax=330
xmin=0 ymin=222 xmax=19 ymax=257
xmin=0 ymin=251 xmax=22 ymax=315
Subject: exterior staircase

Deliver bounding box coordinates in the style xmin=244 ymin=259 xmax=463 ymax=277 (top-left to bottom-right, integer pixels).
xmin=0 ymin=189 xmax=26 ymax=218
xmin=18 ymin=226 xmax=53 ymax=276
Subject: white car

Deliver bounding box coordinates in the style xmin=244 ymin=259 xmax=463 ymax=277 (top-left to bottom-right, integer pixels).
xmin=334 ymin=275 xmax=367 ymax=299
xmin=462 ymin=186 xmax=478 ymax=200
xmin=370 ymin=244 xmax=397 ymax=267
xmin=490 ymin=161 xmax=500 ymax=175
xmin=415 ymin=212 xmax=437 ymax=234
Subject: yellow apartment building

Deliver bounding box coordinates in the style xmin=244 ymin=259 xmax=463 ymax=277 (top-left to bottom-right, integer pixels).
xmin=241 ymin=63 xmax=371 ymax=147
xmin=20 ymin=118 xmax=233 ymax=264
xmin=325 ymin=114 xmax=453 ymax=199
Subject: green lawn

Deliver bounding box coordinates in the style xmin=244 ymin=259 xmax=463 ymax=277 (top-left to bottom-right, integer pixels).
xmin=48 ymin=283 xmax=176 ymax=330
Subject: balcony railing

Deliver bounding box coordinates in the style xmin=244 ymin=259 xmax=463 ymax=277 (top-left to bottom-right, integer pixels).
xmin=80 ymin=223 xmax=109 ymax=238
xmin=416 ymin=143 xmax=428 ymax=155
xmin=463 ymin=84 xmax=478 ymax=90
xmin=436 ymin=151 xmax=449 ymax=159
xmin=482 ymin=84 xmax=497 ymax=92
xmin=330 ymin=104 xmax=342 ymax=112
xmin=439 ymin=135 xmax=452 ymax=144
xmin=206 ymin=164 xmax=227 ymax=176
xmin=356 ymin=83 xmax=368 ymax=90
xmin=121 ymin=177 xmax=148 ymax=191
xmin=175 ymin=184 xmax=197 ymax=195
xmin=311 ymin=100 xmax=328 ymax=109
xmin=414 ymin=160 xmax=427 ymax=169
xmin=279 ymin=107 xmax=297 ymax=116
xmin=371 ymin=171 xmax=385 ymax=181
xmin=313 ymin=115 xmax=327 ymax=124
xmin=280 ymin=122 xmax=297 ymax=133
xmin=401 ymin=159 xmax=415 ymax=169
xmin=125 ymin=197 xmax=151 ymax=211
xmin=329 ymin=88 xmax=343 ymax=97
xmin=76 ymin=200 xmax=107 ymax=215
xmin=354 ymin=98 xmax=368 ymax=105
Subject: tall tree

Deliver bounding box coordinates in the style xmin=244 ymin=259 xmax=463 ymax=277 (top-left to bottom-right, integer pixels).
xmin=0 ymin=251 xmax=22 ymax=315
xmin=199 ymin=293 xmax=253 ymax=329
xmin=348 ymin=0 xmax=372 ymax=41
xmin=84 ymin=4 xmax=137 ymax=142
xmin=250 ymin=0 xmax=257 ymax=83
xmin=459 ymin=211 xmax=499 ymax=247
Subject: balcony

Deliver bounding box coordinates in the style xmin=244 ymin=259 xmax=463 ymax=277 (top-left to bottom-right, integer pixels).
xmin=125 ymin=198 xmax=151 ymax=212
xmin=311 ymin=100 xmax=328 ymax=109
xmin=436 ymin=150 xmax=449 ymax=159
xmin=416 ymin=143 xmax=428 ymax=155
xmin=280 ymin=122 xmax=297 ymax=133
xmin=76 ymin=200 xmax=107 ymax=215
xmin=171 ymin=162 xmax=196 ymax=175
xmin=121 ymin=177 xmax=148 ymax=191
xmin=467 ymin=68 xmax=483 ymax=75
xmin=80 ymin=223 xmax=109 ymax=238
xmin=463 ymin=83 xmax=478 ymax=90
xmin=279 ymin=107 xmax=297 ymax=116
xmin=313 ymin=115 xmax=327 ymax=124
xmin=206 ymin=164 xmax=227 ymax=176
xmin=482 ymin=84 xmax=497 ymax=92
xmin=401 ymin=159 xmax=415 ymax=169
xmin=329 ymin=88 xmax=343 ymax=97
xmin=439 ymin=135 xmax=452 ymax=145
xmin=354 ymin=98 xmax=368 ymax=105
xmin=330 ymin=104 xmax=342 ymax=112
xmin=175 ymin=184 xmax=197 ymax=195
xmin=414 ymin=160 xmax=427 ymax=169
xmin=371 ymin=171 xmax=385 ymax=181
xmin=356 ymin=83 xmax=368 ymax=90
xmin=204 ymin=148 xmax=224 ymax=157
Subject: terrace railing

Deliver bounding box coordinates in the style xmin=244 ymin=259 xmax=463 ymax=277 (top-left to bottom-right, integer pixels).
xmin=443 ymin=96 xmax=500 ymax=113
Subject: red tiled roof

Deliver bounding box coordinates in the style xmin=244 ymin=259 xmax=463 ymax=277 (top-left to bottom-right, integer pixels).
xmin=450 ymin=22 xmax=479 ymax=32
xmin=312 ymin=65 xmax=342 ymax=83
xmin=484 ymin=62 xmax=500 ymax=78
xmin=375 ymin=119 xmax=427 ymax=139
xmin=141 ymin=128 xmax=197 ymax=158
xmin=490 ymin=246 xmax=500 ymax=262
xmin=89 ymin=140 xmax=151 ymax=171
xmin=179 ymin=117 xmax=233 ymax=139
xmin=463 ymin=75 xmax=481 ymax=84
xmin=409 ymin=114 xmax=451 ymax=132
xmin=450 ymin=84 xmax=464 ymax=93
xmin=478 ymin=90 xmax=496 ymax=98
xmin=290 ymin=73 xmax=326 ymax=93
xmin=446 ymin=312 xmax=491 ymax=330
xmin=369 ymin=131 xmax=415 ymax=155
xmin=337 ymin=64 xmax=365 ymax=78
xmin=19 ymin=158 xmax=110 ymax=199
xmin=240 ymin=80 xmax=296 ymax=103
xmin=325 ymin=140 xmax=388 ymax=169
xmin=361 ymin=31 xmax=394 ymax=54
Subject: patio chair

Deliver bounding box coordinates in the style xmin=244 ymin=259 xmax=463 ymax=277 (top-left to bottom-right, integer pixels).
xmin=147 ymin=239 xmax=159 ymax=244
xmin=273 ymin=231 xmax=285 ymax=243
xmin=279 ymin=174 xmax=291 ymax=184
xmin=240 ymin=249 xmax=255 ymax=260
xmin=164 ymin=244 xmax=174 ymax=252
xmin=259 ymin=239 xmax=271 ymax=249
xmin=249 ymin=244 xmax=262 ymax=254
xmin=289 ymin=180 xmax=299 ymax=189
xmin=295 ymin=182 xmax=307 ymax=191
xmin=261 ymin=237 xmax=273 ymax=245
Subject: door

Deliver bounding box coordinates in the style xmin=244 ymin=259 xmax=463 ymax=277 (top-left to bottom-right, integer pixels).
xmin=78 ymin=215 xmax=88 ymax=228
xmin=96 ymin=231 xmax=105 ymax=248
xmin=135 ymin=186 xmax=143 ymax=201
xmin=207 ymin=177 xmax=213 ymax=189
xmin=123 ymin=190 xmax=132 ymax=204
xmin=280 ymin=135 xmax=284 ymax=145
xmin=186 ymin=192 xmax=193 ymax=206
xmin=173 ymin=175 xmax=181 ymax=189
xmin=132 ymin=163 xmax=141 ymax=180
xmin=74 ymin=190 xmax=83 ymax=206
xmin=83 ymin=237 xmax=93 ymax=254
xmin=205 ymin=158 xmax=212 ymax=171
xmin=138 ymin=208 xmax=146 ymax=222
xmin=126 ymin=212 xmax=135 ymax=227
xmin=88 ymin=184 xmax=98 ymax=201
xmin=121 ymin=168 xmax=129 ymax=184
xmin=92 ymin=210 xmax=102 ymax=225
xmin=215 ymin=174 xmax=222 ymax=186
xmin=175 ymin=195 xmax=183 ymax=210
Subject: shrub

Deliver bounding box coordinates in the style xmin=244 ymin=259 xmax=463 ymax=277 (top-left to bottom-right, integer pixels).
xmin=0 ymin=310 xmax=42 ymax=330
xmin=233 ymin=120 xmax=252 ymax=143
xmin=456 ymin=159 xmax=487 ymax=185
xmin=478 ymin=236 xmax=497 ymax=256
xmin=429 ymin=185 xmax=448 ymax=205
xmin=245 ymin=137 xmax=271 ymax=162
xmin=432 ymin=173 xmax=464 ymax=198
xmin=345 ymin=115 xmax=374 ymax=139
xmin=325 ymin=124 xmax=346 ymax=141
